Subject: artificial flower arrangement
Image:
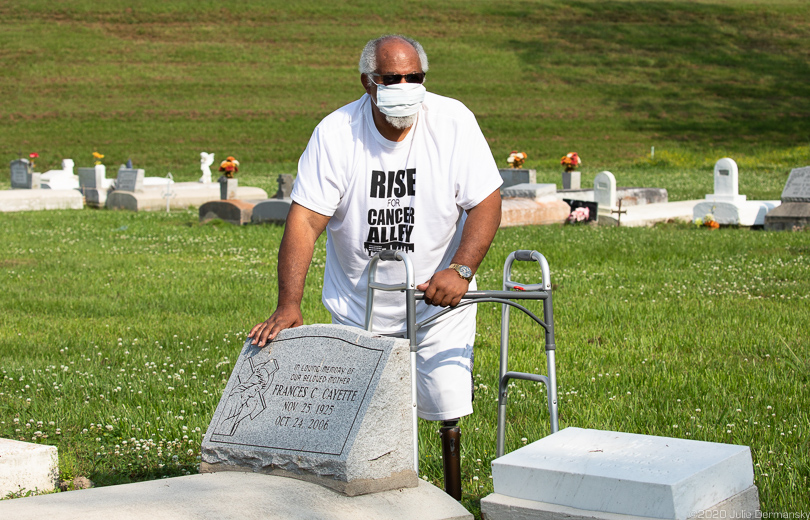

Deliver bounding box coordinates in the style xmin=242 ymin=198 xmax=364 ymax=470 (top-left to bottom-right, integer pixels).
xmin=567 ymin=206 xmax=590 ymax=224
xmin=219 ymin=156 xmax=240 ymax=178
xmin=506 ymin=151 xmax=527 ymax=169
xmin=93 ymin=151 xmax=105 ymax=165
xmin=695 ymin=213 xmax=720 ymax=229
xmin=561 ymin=152 xmax=581 ymax=172
xmin=28 ymin=152 xmax=39 ymax=169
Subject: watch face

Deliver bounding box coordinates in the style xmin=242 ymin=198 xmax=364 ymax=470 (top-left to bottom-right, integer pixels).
xmin=457 ymin=265 xmax=473 ymax=279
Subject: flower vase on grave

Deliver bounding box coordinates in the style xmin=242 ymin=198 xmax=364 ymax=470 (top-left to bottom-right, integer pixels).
xmin=562 ymin=170 xmax=581 ymax=190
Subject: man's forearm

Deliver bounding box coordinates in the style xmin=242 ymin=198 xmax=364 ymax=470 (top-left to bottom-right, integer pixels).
xmin=276 ymin=202 xmax=331 ymax=308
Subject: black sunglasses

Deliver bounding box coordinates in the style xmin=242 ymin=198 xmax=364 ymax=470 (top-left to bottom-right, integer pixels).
xmin=370 ymin=72 xmax=426 ymax=86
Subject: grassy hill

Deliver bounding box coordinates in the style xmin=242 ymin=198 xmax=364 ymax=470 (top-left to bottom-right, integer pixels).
xmin=2 ymin=0 xmax=809 ymax=199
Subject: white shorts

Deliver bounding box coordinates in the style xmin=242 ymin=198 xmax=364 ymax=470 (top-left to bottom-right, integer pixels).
xmin=333 ymin=305 xmax=476 ymax=422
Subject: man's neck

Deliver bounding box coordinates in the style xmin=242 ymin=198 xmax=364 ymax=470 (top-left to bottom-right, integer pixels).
xmin=371 ymin=105 xmax=413 ymax=142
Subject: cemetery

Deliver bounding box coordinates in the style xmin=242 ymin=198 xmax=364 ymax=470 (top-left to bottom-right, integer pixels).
xmin=1 ymin=1 xmax=809 ymax=519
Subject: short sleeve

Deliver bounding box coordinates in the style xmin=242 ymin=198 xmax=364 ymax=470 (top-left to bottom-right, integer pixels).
xmin=291 ymin=126 xmax=344 ymax=217
xmin=454 ymin=115 xmax=503 ymax=210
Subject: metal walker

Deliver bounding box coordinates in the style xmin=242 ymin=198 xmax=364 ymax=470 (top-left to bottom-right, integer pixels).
xmin=364 ymin=249 xmax=559 ymax=473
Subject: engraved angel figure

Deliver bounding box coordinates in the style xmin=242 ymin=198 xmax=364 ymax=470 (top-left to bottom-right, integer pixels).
xmin=215 ymin=358 xmax=279 ymax=436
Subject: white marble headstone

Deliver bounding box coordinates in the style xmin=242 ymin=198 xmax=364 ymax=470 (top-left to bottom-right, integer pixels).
xmin=593 ymin=171 xmax=617 ymax=210
xmin=707 ymin=158 xmax=746 ymax=203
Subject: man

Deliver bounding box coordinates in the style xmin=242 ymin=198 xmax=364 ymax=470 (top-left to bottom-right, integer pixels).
xmin=248 ymin=34 xmax=502 ymax=498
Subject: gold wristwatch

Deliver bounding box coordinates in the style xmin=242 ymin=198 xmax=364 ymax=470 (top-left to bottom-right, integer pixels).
xmin=449 ymin=263 xmax=473 ymax=282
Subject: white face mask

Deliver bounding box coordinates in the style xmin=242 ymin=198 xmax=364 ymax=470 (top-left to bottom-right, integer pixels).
xmin=374 ymin=82 xmax=426 ymax=118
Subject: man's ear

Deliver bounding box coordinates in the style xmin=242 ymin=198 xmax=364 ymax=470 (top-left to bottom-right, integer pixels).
xmin=360 ymin=74 xmax=374 ymax=95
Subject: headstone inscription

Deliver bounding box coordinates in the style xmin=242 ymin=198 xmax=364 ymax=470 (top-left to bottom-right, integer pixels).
xmin=115 ymin=168 xmax=145 ymax=192
xmin=201 ymin=324 xmax=416 ymax=496
xmin=764 ymin=166 xmax=810 ymax=231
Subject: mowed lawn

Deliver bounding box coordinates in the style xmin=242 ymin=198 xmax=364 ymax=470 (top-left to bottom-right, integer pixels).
xmin=1 ymin=0 xmax=809 ymax=516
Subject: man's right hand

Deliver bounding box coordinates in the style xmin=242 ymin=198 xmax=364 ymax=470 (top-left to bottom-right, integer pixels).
xmin=248 ymin=304 xmax=304 ymax=347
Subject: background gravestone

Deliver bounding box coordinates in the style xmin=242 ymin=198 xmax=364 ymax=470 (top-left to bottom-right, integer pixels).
xmin=274 ymin=174 xmax=295 ymax=199
xmin=707 ymin=157 xmax=746 ymax=203
xmin=10 ymin=159 xmax=40 ymax=189
xmin=201 ymin=324 xmax=415 ymax=496
xmin=498 ymin=168 xmax=536 ymax=191
xmin=764 ymin=166 xmax=810 ymax=231
xmin=593 ymin=171 xmax=617 ymax=211
xmin=115 ymin=168 xmax=145 ymax=192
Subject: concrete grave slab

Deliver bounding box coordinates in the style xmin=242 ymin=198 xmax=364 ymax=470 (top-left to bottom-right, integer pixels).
xmin=0 ymin=189 xmax=84 ymax=212
xmin=599 ymin=199 xmax=704 ymax=227
xmin=105 ymin=183 xmax=267 ymax=211
xmin=500 ymin=198 xmax=570 ymax=227
xmin=692 ymin=200 xmax=780 ymax=227
xmin=199 ymin=200 xmax=255 ymax=225
xmin=502 ymin=183 xmax=557 ymax=202
xmin=499 ymin=169 xmax=536 ymax=190
xmin=0 ymin=472 xmax=472 ymax=520
xmin=201 ymin=325 xmax=416 ymax=496
xmin=765 ymin=166 xmax=810 ymax=230
xmin=252 ymin=199 xmax=293 ymax=223
xmin=484 ymin=427 xmax=758 ymax=520
xmin=0 ymin=438 xmax=59 ymax=496
xmin=764 ymin=202 xmax=810 ymax=231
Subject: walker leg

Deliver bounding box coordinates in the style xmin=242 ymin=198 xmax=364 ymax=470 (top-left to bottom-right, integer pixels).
xmin=440 ymin=419 xmax=462 ymax=500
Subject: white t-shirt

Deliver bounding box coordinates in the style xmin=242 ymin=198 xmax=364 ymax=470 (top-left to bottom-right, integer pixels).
xmin=291 ymin=92 xmax=502 ymax=334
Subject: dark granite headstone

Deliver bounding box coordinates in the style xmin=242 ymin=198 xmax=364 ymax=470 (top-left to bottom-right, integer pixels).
xmin=199 ymin=200 xmax=255 ymax=225
xmin=201 ymin=324 xmax=415 ymax=496
xmin=765 ymin=166 xmax=810 ymax=231
xmin=252 ymin=199 xmax=293 ymax=223
xmin=10 ymin=159 xmax=39 ymax=189
xmin=115 ymin=168 xmax=144 ymax=192
xmin=275 ymin=174 xmax=295 ymax=199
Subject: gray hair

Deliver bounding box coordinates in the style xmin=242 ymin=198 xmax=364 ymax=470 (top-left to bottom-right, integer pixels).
xmin=358 ymin=35 xmax=429 ymax=75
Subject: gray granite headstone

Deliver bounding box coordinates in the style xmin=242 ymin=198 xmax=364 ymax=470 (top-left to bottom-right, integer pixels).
xmin=764 ymin=166 xmax=810 ymax=231
xmin=252 ymin=199 xmax=293 ymax=223
xmin=10 ymin=159 xmax=39 ymax=189
xmin=780 ymin=166 xmax=810 ymax=202
xmin=498 ymin=168 xmax=536 ymax=190
xmin=275 ymin=174 xmax=295 ymax=199
xmin=201 ymin=324 xmax=415 ymax=496
xmin=78 ymin=165 xmax=106 ymax=190
xmin=115 ymin=168 xmax=144 ymax=192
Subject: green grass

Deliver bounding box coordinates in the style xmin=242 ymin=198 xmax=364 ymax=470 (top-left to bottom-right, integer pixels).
xmin=1 ymin=0 xmax=810 ymax=515
xmin=0 ymin=210 xmax=808 ymax=513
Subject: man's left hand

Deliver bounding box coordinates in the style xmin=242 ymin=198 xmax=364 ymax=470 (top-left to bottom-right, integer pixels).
xmin=417 ymin=268 xmax=470 ymax=307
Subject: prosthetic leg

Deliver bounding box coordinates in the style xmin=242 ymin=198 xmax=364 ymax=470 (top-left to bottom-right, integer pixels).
xmin=440 ymin=419 xmax=462 ymax=500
